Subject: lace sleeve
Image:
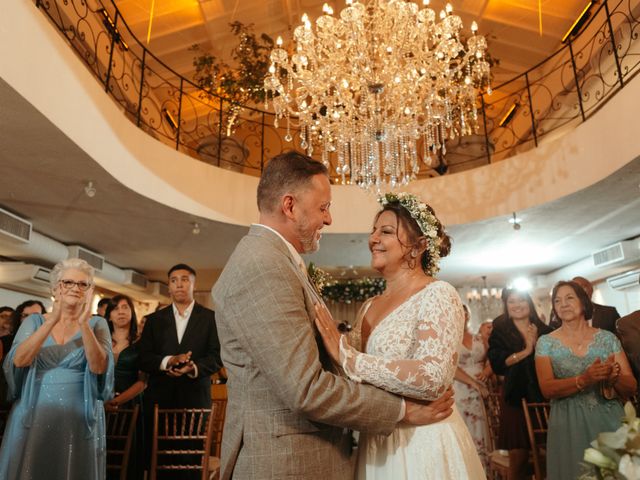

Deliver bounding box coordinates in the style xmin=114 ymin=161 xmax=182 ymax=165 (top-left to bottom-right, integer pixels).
xmin=339 ymin=282 xmax=464 ymax=401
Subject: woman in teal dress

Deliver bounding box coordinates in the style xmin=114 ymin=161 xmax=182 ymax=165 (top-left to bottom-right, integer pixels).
xmin=0 ymin=258 xmax=114 ymax=479
xmin=104 ymin=294 xmax=147 ymax=480
xmin=535 ymin=280 xmax=636 ymax=480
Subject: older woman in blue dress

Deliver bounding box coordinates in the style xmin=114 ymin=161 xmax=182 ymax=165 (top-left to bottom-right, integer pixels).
xmin=535 ymin=280 xmax=636 ymax=480
xmin=0 ymin=258 xmax=114 ymax=479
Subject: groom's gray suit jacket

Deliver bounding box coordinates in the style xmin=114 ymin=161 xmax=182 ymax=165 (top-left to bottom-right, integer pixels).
xmin=212 ymin=225 xmax=402 ymax=479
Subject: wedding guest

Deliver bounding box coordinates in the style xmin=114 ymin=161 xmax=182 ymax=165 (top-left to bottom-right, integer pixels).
xmin=15 ymin=300 xmax=45 ymax=319
xmin=0 ymin=307 xmax=13 ymax=409
xmin=488 ymin=289 xmax=551 ymax=480
xmin=13 ymin=300 xmax=46 ymax=329
xmin=0 ymin=307 xmax=14 ymax=338
xmin=549 ymin=276 xmax=620 ymax=333
xmin=0 ymin=258 xmax=113 ymax=479
xmin=105 ymin=295 xmax=146 ymax=408
xmin=536 ymin=281 xmax=635 ymax=480
xmin=105 ymin=294 xmax=146 ymax=480
xmin=97 ymin=297 xmax=111 ymax=318
xmin=317 ymin=192 xmax=485 ymax=479
xmin=138 ymin=263 xmax=222 ymax=476
xmin=454 ymin=306 xmax=491 ymax=470
xmin=617 ymin=309 xmax=640 ymax=398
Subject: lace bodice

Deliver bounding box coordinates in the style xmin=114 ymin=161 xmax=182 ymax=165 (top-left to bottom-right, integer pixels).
xmin=339 ymin=281 xmax=464 ymax=401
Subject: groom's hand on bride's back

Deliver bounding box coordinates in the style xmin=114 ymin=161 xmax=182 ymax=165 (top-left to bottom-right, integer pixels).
xmin=401 ymin=387 xmax=454 ymax=425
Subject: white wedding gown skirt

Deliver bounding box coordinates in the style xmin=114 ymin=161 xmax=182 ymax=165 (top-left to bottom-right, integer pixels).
xmin=356 ymin=405 xmax=486 ymax=479
xmin=343 ymin=282 xmax=487 ymax=480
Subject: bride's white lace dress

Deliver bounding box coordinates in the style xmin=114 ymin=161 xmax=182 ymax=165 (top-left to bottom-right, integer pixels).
xmin=340 ymin=281 xmax=486 ymax=479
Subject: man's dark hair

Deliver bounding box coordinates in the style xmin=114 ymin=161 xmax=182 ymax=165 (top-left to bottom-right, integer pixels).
xmin=97 ymin=298 xmax=111 ymax=309
xmin=0 ymin=306 xmax=14 ymax=315
xmin=257 ymin=150 xmax=328 ymax=214
xmin=168 ymin=263 xmax=196 ymax=278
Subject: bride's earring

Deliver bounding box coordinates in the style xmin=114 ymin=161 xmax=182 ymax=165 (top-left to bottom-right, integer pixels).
xmin=410 ymin=250 xmax=418 ymax=258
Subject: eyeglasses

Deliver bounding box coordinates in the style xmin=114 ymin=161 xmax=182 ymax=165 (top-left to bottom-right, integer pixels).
xmin=58 ymin=280 xmax=92 ymax=291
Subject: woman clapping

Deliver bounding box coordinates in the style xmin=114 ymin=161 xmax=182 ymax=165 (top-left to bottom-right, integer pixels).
xmin=0 ymin=258 xmax=114 ymax=479
xmin=535 ymin=281 xmax=636 ymax=480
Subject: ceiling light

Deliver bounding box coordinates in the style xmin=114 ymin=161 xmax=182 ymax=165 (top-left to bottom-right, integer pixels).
xmin=509 ymin=212 xmax=521 ymax=230
xmin=511 ymin=277 xmax=532 ymax=291
xmin=84 ymin=181 xmax=96 ymax=198
xmin=192 ymin=222 xmax=201 ymax=235
xmin=265 ymin=0 xmax=490 ymax=190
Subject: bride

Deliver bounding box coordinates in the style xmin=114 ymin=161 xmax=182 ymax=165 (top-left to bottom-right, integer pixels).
xmin=316 ymin=192 xmax=485 ymax=479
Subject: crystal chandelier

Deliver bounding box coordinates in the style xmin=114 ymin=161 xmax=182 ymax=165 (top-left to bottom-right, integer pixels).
xmin=466 ymin=276 xmax=503 ymax=322
xmin=264 ymin=0 xmax=490 ymax=189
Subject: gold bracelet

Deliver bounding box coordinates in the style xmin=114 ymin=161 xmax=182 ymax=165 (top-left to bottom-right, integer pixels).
xmin=575 ymin=376 xmax=585 ymax=391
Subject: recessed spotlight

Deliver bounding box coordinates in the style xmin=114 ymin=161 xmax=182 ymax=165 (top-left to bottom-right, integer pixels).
xmin=84 ymin=181 xmax=96 ymax=198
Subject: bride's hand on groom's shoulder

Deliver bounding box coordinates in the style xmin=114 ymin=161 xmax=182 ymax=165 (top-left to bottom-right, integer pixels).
xmin=401 ymin=388 xmax=455 ymax=426
xmin=314 ymin=303 xmax=341 ymax=364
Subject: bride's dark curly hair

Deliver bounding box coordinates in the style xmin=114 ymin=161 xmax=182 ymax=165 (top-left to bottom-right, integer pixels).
xmin=375 ymin=201 xmax=451 ymax=275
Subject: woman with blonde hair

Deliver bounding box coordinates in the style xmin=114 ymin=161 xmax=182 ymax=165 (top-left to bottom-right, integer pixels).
xmin=0 ymin=258 xmax=114 ymax=479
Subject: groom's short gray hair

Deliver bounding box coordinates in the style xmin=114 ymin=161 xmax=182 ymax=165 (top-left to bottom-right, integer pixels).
xmin=257 ymin=151 xmax=328 ymax=214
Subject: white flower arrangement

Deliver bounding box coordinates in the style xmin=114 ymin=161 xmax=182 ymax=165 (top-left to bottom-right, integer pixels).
xmin=378 ymin=192 xmax=442 ymax=276
xmin=581 ymin=401 xmax=640 ymax=480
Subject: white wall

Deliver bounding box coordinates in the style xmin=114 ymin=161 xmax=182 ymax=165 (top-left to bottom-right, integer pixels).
xmin=593 ymin=281 xmax=640 ymax=317
xmin=0 ymin=288 xmax=51 ymax=311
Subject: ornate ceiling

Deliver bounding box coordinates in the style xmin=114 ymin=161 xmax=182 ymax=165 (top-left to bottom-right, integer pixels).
xmin=114 ymin=0 xmax=590 ymax=87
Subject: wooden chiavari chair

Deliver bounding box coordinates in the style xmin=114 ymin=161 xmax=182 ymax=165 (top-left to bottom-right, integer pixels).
xmin=207 ymin=398 xmax=227 ymax=480
xmin=521 ymin=399 xmax=550 ymax=480
xmin=150 ymin=404 xmax=216 ymax=480
xmin=483 ymin=390 xmax=509 ymax=480
xmin=105 ymin=404 xmax=140 ymax=480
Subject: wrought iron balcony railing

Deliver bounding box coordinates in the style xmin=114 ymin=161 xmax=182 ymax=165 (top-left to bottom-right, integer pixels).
xmin=34 ymin=0 xmax=640 ymax=182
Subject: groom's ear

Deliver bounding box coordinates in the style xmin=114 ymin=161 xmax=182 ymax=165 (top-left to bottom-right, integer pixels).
xmin=281 ymin=193 xmax=296 ymax=220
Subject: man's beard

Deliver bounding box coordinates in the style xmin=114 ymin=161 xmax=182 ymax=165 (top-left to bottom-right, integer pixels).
xmin=295 ymin=218 xmax=320 ymax=253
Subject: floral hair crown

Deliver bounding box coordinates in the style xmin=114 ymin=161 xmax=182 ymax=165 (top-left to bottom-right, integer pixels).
xmin=377 ymin=192 xmax=442 ymax=276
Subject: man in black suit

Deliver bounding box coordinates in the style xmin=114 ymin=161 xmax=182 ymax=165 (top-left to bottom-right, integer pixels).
xmin=138 ymin=263 xmax=222 ymax=476
xmin=139 ymin=263 xmax=222 ymax=408
xmin=550 ymin=276 xmax=621 ymax=332
xmin=617 ymin=310 xmax=640 ymax=397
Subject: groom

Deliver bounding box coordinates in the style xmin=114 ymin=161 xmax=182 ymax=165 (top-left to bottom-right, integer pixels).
xmin=212 ymin=151 xmax=453 ymax=479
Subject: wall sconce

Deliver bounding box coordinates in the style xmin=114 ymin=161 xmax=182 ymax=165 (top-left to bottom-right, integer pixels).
xmin=499 ymin=102 xmax=519 ymax=127
xmin=162 ymin=108 xmax=179 ymax=132
xmin=191 ymin=222 xmax=201 ymax=235
xmin=97 ymin=8 xmax=129 ymax=51
xmin=562 ymin=1 xmax=593 ymax=43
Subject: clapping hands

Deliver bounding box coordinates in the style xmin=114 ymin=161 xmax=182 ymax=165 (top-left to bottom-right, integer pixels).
xmin=582 ymin=354 xmax=616 ymax=385
xmin=166 ymin=351 xmax=195 ymax=377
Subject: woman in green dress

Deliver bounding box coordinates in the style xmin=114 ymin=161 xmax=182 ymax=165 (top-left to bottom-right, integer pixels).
xmin=535 ymin=281 xmax=636 ymax=480
xmin=105 ymin=295 xmax=147 ymax=480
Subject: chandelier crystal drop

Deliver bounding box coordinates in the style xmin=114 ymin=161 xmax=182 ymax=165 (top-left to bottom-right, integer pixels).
xmin=264 ymin=0 xmax=490 ymax=190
